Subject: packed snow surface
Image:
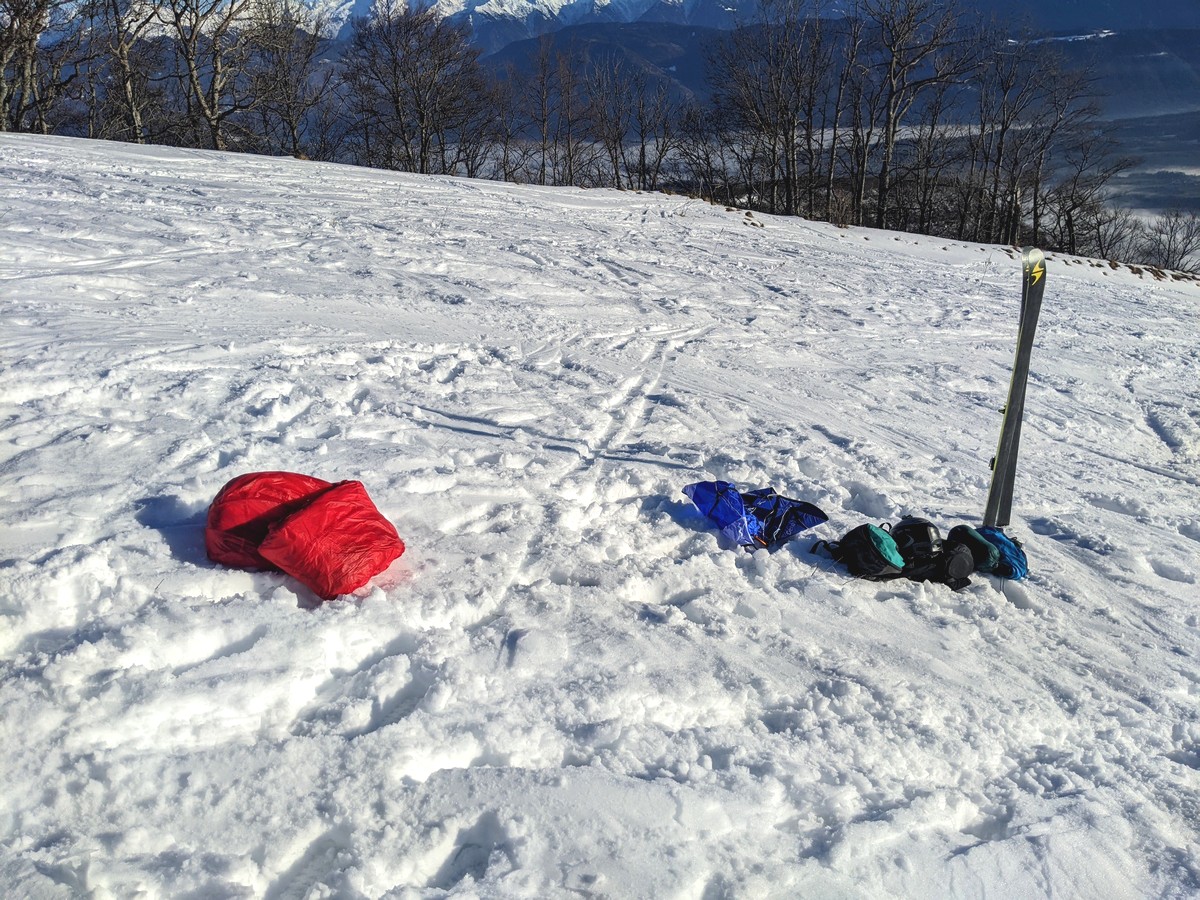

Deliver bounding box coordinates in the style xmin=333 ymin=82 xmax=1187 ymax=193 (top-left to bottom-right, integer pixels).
xmin=2 ymin=135 xmax=1199 ymax=899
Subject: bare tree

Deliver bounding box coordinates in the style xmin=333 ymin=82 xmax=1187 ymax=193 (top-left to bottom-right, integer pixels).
xmin=551 ymin=47 xmax=596 ymax=185
xmin=583 ymin=55 xmax=676 ymax=191
xmin=623 ymin=73 xmax=676 ymax=191
xmin=793 ymin=5 xmax=832 ymax=218
xmin=955 ymin=26 xmax=1044 ymax=242
xmin=899 ymin=74 xmax=966 ymax=234
xmin=586 ymin=54 xmax=634 ymax=188
xmin=84 ymin=0 xmax=162 ymax=142
xmin=1044 ymin=127 xmax=1134 ymax=255
xmin=2 ymin=0 xmax=50 ymax=129
xmin=675 ymin=101 xmax=740 ymax=206
xmin=158 ymin=0 xmax=257 ymax=150
xmin=481 ymin=63 xmax=536 ymax=182
xmin=521 ymin=37 xmax=559 ymax=185
xmin=710 ymin=0 xmax=826 ymax=215
xmin=823 ymin=9 xmax=865 ymax=224
xmin=340 ymin=1 xmax=487 ymax=175
xmin=1026 ymin=67 xmax=1103 ymax=246
xmin=954 ymin=28 xmax=1095 ymax=247
xmin=842 ymin=28 xmax=888 ymax=226
xmin=1140 ymin=210 xmax=1200 ymax=272
xmin=2 ymin=0 xmax=88 ymax=132
xmin=860 ymin=0 xmax=972 ymax=230
xmin=247 ymin=0 xmax=332 ymax=158
xmin=1088 ymin=205 xmax=1142 ymax=263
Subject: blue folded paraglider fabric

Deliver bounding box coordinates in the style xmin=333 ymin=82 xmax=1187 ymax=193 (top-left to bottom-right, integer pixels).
xmin=683 ymin=481 xmax=760 ymax=546
xmin=682 ymin=481 xmax=828 ymax=548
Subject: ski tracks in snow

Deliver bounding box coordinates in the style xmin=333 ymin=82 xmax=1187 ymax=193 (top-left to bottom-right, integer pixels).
xmin=516 ymin=328 xmax=709 ymax=552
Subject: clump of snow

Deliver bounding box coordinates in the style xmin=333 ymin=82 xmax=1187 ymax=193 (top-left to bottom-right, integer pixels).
xmin=1 ymin=135 xmax=1199 ymax=897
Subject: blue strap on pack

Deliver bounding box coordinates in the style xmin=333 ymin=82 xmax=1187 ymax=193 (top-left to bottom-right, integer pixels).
xmin=977 ymin=526 xmax=1028 ymax=580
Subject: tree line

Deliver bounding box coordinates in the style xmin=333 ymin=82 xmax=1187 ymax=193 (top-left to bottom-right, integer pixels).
xmin=3 ymin=0 xmax=1198 ymax=271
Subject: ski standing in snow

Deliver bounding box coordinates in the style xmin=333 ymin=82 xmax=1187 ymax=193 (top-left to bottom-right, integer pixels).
xmin=984 ymin=246 xmax=1046 ymax=528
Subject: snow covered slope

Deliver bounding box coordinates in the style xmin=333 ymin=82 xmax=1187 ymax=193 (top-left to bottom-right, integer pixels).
xmin=2 ymin=134 xmax=1199 ymax=898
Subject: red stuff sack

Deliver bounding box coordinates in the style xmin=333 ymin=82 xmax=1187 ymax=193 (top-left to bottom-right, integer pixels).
xmin=257 ymin=480 xmax=405 ymax=600
xmin=205 ymin=471 xmax=332 ymax=569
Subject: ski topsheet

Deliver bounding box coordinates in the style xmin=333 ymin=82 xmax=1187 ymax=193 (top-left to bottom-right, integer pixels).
xmin=983 ymin=247 xmax=1046 ymax=528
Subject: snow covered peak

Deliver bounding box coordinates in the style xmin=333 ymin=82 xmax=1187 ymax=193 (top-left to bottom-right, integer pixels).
xmin=312 ymin=0 xmax=740 ymax=46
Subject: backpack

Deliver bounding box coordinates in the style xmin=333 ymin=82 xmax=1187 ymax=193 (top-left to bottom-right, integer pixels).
xmin=890 ymin=516 xmax=943 ymax=568
xmin=937 ymin=541 xmax=977 ymax=591
xmin=947 ymin=524 xmax=1001 ymax=572
xmin=977 ymin=526 xmax=1029 ymax=580
xmin=889 ymin=516 xmax=974 ymax=591
xmin=813 ymin=524 xmax=905 ymax=580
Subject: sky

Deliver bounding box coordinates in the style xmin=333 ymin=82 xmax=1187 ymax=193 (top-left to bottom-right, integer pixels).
xmin=1 ymin=134 xmax=1199 ymax=898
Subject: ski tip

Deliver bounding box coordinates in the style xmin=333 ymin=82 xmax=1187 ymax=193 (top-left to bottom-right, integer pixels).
xmin=1021 ymin=247 xmax=1047 ymax=284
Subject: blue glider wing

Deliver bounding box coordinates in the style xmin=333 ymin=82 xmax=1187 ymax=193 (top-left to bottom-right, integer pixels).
xmin=741 ymin=488 xmax=829 ymax=545
xmin=682 ymin=481 xmax=762 ymax=546
xmin=684 ymin=481 xmax=828 ymax=549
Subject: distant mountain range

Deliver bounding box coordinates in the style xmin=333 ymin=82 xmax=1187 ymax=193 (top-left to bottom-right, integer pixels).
xmin=480 ymin=23 xmax=1200 ymax=119
xmin=316 ymin=0 xmax=750 ymax=50
xmin=314 ymin=0 xmax=1200 ymax=53
xmin=968 ymin=0 xmax=1200 ymax=33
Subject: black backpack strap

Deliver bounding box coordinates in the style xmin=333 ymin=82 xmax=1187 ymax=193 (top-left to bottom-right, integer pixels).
xmin=943 ymin=575 xmax=972 ymax=591
xmin=901 ymin=558 xmax=941 ymax=583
